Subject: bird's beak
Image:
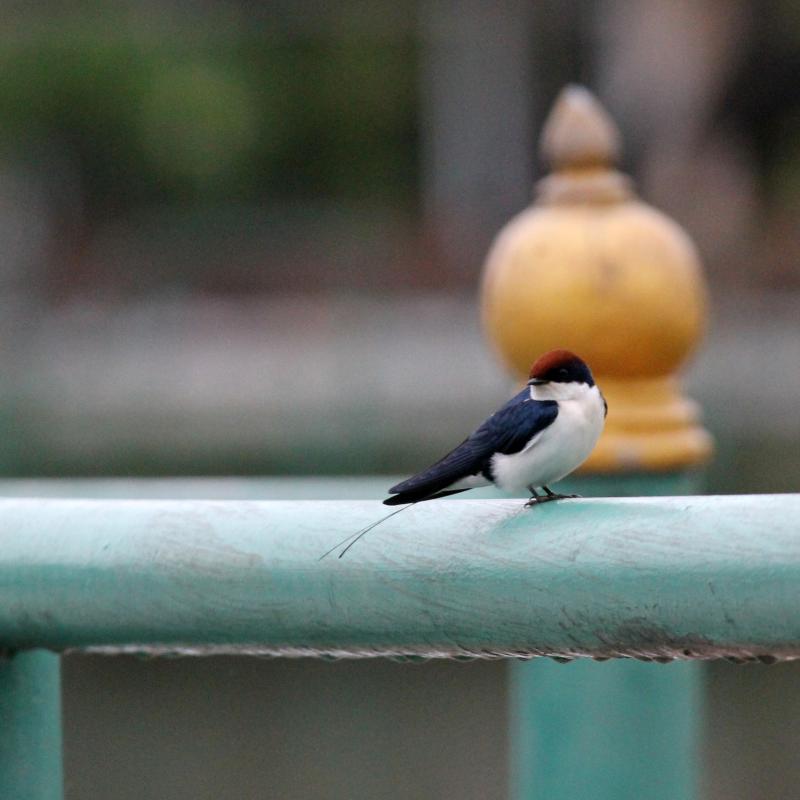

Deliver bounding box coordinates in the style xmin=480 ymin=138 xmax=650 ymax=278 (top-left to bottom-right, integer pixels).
xmin=527 ymin=378 xmax=547 ymax=386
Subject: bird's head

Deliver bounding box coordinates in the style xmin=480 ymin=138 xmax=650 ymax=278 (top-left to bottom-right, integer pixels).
xmin=527 ymin=349 xmax=595 ymax=389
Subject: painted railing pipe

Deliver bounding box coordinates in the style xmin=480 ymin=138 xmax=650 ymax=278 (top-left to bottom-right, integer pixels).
xmin=1 ymin=494 xmax=798 ymax=660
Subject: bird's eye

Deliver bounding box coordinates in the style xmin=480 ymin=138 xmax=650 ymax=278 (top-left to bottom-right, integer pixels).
xmin=559 ymin=368 xmax=568 ymax=377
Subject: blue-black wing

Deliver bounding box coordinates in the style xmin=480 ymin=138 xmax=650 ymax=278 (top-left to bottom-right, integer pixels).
xmin=384 ymin=390 xmax=558 ymax=505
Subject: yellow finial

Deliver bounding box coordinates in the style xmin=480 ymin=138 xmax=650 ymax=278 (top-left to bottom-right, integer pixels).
xmin=539 ymin=84 xmax=621 ymax=170
xmin=480 ymin=85 xmax=712 ymax=472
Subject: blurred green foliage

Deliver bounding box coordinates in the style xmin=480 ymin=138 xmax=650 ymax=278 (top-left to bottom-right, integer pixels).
xmin=0 ymin=6 xmax=419 ymax=209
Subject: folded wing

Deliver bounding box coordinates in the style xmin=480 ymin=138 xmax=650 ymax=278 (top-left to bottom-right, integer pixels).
xmin=384 ymin=392 xmax=558 ymax=505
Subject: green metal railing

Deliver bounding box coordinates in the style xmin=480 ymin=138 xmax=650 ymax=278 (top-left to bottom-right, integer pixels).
xmin=1 ymin=494 xmax=798 ymax=656
xmin=1 ymin=492 xmax=798 ymax=798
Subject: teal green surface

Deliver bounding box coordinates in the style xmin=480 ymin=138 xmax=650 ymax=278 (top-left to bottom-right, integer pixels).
xmin=0 ymin=650 xmax=63 ymax=799
xmin=0 ymin=493 xmax=795 ymax=657
xmin=511 ymin=659 xmax=700 ymax=800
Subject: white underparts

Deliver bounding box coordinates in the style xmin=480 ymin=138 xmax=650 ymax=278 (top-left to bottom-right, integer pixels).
xmin=491 ymin=382 xmax=606 ymax=492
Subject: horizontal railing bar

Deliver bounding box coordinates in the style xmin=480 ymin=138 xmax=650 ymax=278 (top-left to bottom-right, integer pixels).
xmin=0 ymin=495 xmax=798 ymax=661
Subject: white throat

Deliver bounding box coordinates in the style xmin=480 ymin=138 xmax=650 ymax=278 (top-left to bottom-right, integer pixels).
xmin=529 ymin=381 xmax=593 ymax=402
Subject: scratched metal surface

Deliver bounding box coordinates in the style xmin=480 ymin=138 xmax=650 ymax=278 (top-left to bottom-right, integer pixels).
xmin=0 ymin=495 xmax=798 ymax=661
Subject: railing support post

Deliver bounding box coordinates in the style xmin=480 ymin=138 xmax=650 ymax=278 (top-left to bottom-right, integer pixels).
xmin=0 ymin=649 xmax=63 ymax=800
xmin=511 ymin=658 xmax=701 ymax=799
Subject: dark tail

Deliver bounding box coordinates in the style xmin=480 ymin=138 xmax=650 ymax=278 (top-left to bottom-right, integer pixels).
xmin=383 ymin=488 xmax=468 ymax=506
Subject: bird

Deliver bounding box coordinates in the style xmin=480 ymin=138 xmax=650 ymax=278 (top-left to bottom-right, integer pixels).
xmin=321 ymin=349 xmax=607 ymax=559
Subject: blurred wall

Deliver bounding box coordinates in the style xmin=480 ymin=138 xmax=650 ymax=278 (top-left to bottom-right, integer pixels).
xmin=61 ymin=654 xmax=800 ymax=800
xmin=63 ymin=656 xmax=508 ymax=800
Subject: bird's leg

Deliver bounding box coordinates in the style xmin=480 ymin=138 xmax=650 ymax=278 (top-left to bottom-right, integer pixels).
xmin=542 ymin=485 xmax=581 ymax=500
xmin=524 ymin=486 xmax=542 ymax=507
xmin=531 ymin=485 xmax=559 ymax=504
xmin=526 ymin=485 xmax=583 ymax=508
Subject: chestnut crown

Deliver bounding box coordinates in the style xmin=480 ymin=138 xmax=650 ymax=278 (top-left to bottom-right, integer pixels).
xmin=528 ymin=349 xmax=595 ymax=386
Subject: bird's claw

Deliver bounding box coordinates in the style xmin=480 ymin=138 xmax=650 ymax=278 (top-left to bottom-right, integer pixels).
xmin=525 ymin=492 xmax=581 ymax=507
xmin=525 ymin=494 xmax=556 ymax=507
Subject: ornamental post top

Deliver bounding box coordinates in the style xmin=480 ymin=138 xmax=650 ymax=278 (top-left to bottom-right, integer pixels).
xmin=540 ymin=84 xmax=620 ymax=169
xmin=480 ymin=85 xmax=712 ymax=472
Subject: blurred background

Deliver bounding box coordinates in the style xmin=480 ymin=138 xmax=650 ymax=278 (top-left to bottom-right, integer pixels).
xmin=0 ymin=1 xmax=797 ymax=798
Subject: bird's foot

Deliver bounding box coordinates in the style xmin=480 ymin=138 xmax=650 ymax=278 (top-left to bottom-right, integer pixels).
xmin=525 ymin=491 xmax=560 ymax=507
xmin=525 ymin=494 xmax=558 ymax=507
xmin=525 ymin=486 xmax=543 ymax=507
xmin=537 ymin=486 xmax=582 ymax=502
xmin=525 ymin=486 xmax=582 ymax=507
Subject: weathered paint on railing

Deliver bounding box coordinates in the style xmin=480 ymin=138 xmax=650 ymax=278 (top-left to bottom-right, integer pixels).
xmin=0 ymin=494 xmax=797 ymax=660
